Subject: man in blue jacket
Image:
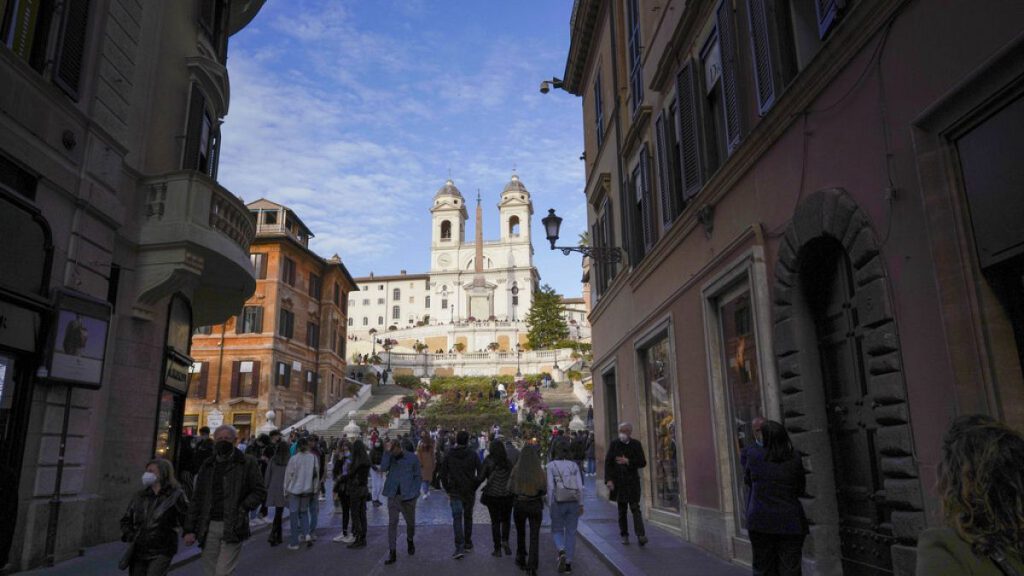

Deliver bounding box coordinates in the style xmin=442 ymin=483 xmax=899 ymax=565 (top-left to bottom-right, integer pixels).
xmin=381 ymin=438 xmax=422 ymax=565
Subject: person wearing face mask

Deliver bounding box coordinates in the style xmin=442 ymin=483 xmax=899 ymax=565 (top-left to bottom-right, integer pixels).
xmin=604 ymin=422 xmax=647 ymax=546
xmin=119 ymin=459 xmax=188 ymax=575
xmin=284 ymin=437 xmax=320 ymax=550
xmin=183 ymin=424 xmax=267 ymax=576
xmin=381 ymin=438 xmax=422 ymax=565
xmin=263 ymin=431 xmax=289 ymax=546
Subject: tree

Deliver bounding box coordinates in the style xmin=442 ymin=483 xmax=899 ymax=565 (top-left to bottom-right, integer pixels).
xmin=525 ymin=284 xmax=569 ymax=350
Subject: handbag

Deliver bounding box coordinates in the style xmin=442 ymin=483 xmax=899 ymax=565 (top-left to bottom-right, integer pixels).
xmin=554 ymin=465 xmax=580 ymax=503
xmin=119 ymin=491 xmax=180 ymax=571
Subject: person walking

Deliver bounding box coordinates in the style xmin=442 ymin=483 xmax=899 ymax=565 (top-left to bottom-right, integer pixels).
xmin=548 ymin=439 xmax=584 ymax=573
xmin=604 ymin=422 xmax=647 ymax=546
xmin=570 ymin=432 xmax=587 ymax=480
xmin=119 ymin=459 xmax=188 ymax=575
xmin=916 ymin=414 xmax=1024 ymax=576
xmin=416 ymin=432 xmax=436 ymax=499
xmin=439 ymin=430 xmax=481 ymax=559
xmin=585 ymin=432 xmax=596 ymax=477
xmin=331 ymin=440 xmax=354 ymax=543
xmin=183 ymin=424 xmax=267 ymax=576
xmin=345 ymin=439 xmax=371 ymax=549
xmin=370 ymin=439 xmax=386 ymax=507
xmin=510 ymin=444 xmax=546 ymax=576
xmin=284 ymin=437 xmax=320 ymax=550
xmin=263 ymin=435 xmax=289 ymax=546
xmin=479 ymin=439 xmax=514 ymax=557
xmin=381 ymin=438 xmax=422 ymax=565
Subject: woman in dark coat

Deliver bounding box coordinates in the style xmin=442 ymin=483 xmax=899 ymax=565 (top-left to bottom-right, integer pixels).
xmin=604 ymin=422 xmax=647 ymax=545
xmin=345 ymin=439 xmax=371 ymax=549
xmin=120 ymin=458 xmax=188 ymax=575
xmin=743 ymin=419 xmax=807 ymax=576
xmin=264 ymin=439 xmax=290 ymax=546
xmin=510 ymin=444 xmax=546 ymax=576
xmin=479 ymin=439 xmax=514 ymax=557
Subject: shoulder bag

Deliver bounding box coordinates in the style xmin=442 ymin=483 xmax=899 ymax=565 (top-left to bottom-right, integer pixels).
xmin=554 ymin=464 xmax=580 ymax=503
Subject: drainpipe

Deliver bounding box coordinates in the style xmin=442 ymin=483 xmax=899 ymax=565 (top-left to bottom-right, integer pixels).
xmin=215 ymin=323 xmax=226 ymax=404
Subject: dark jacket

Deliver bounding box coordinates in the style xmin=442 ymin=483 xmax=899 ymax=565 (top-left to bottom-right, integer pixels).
xmin=742 ymin=445 xmax=807 ymax=535
xmin=504 ymin=441 xmax=520 ymax=468
xmin=381 ymin=449 xmax=422 ymax=501
xmin=184 ymin=449 xmax=267 ymax=546
xmin=346 ymin=460 xmax=371 ymax=501
xmin=604 ymin=438 xmax=646 ymax=503
xmin=916 ymin=527 xmax=1024 ymax=576
xmin=479 ymin=456 xmax=512 ymax=500
xmin=570 ymin=437 xmax=587 ymax=461
xmin=440 ymin=445 xmax=481 ymax=502
xmin=120 ymin=486 xmax=188 ymax=558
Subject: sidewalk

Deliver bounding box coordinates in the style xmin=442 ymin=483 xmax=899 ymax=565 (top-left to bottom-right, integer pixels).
xmin=575 ymin=479 xmax=748 ymax=576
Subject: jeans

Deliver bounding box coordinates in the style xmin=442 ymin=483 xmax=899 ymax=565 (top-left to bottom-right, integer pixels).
xmin=513 ymin=498 xmax=542 ymax=570
xmin=129 ymin=554 xmax=172 ymax=576
xmin=485 ymin=496 xmax=513 ymax=548
xmin=337 ymin=491 xmax=351 ymax=532
xmin=387 ymin=496 xmax=417 ymax=550
xmin=617 ymin=500 xmax=645 ymax=538
xmin=370 ymin=469 xmax=385 ymax=502
xmin=550 ymin=501 xmax=581 ymax=562
xmin=449 ymin=496 xmax=475 ymax=552
xmin=421 ymin=480 xmax=431 ymax=495
xmin=586 ymin=458 xmax=596 ymax=475
xmin=288 ymin=494 xmax=311 ymax=546
xmin=201 ymin=521 xmax=241 ymax=576
xmin=308 ymin=494 xmax=319 ymax=535
xmin=749 ymin=531 xmax=805 ymax=576
xmin=350 ymin=495 xmax=367 ymax=539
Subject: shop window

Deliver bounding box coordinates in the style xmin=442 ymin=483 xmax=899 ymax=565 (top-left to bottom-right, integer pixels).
xmin=639 ymin=336 xmax=680 ymax=512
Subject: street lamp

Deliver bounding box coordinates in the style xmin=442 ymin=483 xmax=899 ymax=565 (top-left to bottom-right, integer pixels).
xmin=541 ymin=208 xmax=622 ymax=263
xmin=515 ymin=342 xmax=522 ymax=378
xmin=384 ymin=338 xmax=394 ymax=383
xmin=369 ymin=327 xmax=378 ymax=358
xmin=511 ymin=282 xmax=519 ymax=322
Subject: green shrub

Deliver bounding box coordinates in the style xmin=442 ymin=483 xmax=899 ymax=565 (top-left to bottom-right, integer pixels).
xmin=394 ymin=374 xmax=421 ymax=389
xmin=421 ymin=400 xmax=516 ymax=432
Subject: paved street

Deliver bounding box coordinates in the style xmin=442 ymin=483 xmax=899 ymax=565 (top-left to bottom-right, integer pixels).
xmin=171 ymin=482 xmax=615 ymax=576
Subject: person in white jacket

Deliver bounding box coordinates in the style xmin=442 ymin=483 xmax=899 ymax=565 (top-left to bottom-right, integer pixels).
xmin=284 ymin=437 xmax=320 ymax=550
xmin=547 ymin=439 xmax=584 ymax=574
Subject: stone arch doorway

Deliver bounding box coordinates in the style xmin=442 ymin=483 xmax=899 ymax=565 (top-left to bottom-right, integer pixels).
xmin=772 ymin=189 xmax=924 ymax=576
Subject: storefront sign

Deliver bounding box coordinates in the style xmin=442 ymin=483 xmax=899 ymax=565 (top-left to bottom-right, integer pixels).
xmin=46 ymin=291 xmax=111 ymax=389
xmin=206 ymin=409 xmax=224 ymax=428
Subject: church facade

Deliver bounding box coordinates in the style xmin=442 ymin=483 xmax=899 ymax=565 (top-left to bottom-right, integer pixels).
xmin=349 ymin=175 xmax=541 ymax=334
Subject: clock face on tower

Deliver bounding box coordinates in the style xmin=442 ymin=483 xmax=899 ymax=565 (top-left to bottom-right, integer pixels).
xmin=437 ymin=253 xmax=452 ymax=268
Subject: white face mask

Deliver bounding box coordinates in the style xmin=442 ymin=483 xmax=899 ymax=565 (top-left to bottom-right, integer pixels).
xmin=142 ymin=472 xmax=158 ymax=487
xmin=618 ymin=433 xmax=629 ymax=443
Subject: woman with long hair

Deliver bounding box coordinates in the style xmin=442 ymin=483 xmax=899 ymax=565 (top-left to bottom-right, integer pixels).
xmin=416 ymin=432 xmax=436 ymax=499
xmin=119 ymin=458 xmax=188 ymax=575
xmin=743 ymin=419 xmax=807 ymax=576
xmin=264 ymin=436 xmax=291 ymax=546
xmin=510 ymin=444 xmax=546 ymax=576
xmin=331 ymin=439 xmax=355 ymax=543
xmin=916 ymin=415 xmax=1024 ymax=575
xmin=345 ymin=439 xmax=371 ymax=549
xmin=548 ymin=438 xmax=584 ymax=573
xmin=480 ymin=438 xmax=514 ymax=557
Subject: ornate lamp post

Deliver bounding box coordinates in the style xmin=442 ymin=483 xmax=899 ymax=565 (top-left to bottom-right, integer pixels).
xmin=541 ymin=208 xmax=622 ymax=262
xmin=516 ymin=342 xmax=522 ymax=378
xmin=369 ymin=327 xmax=378 ymax=359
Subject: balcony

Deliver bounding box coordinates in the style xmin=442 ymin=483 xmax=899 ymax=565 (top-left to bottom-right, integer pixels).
xmin=134 ymin=170 xmax=256 ymax=325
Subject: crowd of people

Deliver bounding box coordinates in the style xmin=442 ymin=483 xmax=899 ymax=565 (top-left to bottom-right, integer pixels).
xmin=115 ymin=409 xmax=1024 ymax=576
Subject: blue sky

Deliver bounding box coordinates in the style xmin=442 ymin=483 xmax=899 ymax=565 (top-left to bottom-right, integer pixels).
xmin=220 ymin=1 xmax=587 ymax=296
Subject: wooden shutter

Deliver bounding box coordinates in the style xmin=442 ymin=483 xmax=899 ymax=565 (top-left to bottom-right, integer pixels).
xmin=676 ymin=61 xmax=703 ymax=200
xmin=747 ymin=0 xmax=776 ymax=115
xmin=197 ymin=362 xmax=208 ymax=398
xmin=250 ymin=361 xmax=261 ymax=397
xmin=639 ymin=146 xmax=655 ymax=251
xmin=717 ymin=0 xmax=743 ymax=154
xmin=230 ymin=361 xmax=240 ymax=397
xmin=53 ymin=0 xmax=91 ymax=100
xmin=183 ymin=85 xmax=206 ymax=170
xmin=255 ymin=307 xmax=263 ymax=333
xmin=604 ymin=200 xmax=616 ymax=277
xmin=815 ymin=0 xmax=841 ymax=38
xmin=619 ymin=182 xmax=634 ymax=266
xmin=655 ymin=112 xmax=675 ymax=228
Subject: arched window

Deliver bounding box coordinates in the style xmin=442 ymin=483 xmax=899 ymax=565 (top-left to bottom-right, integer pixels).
xmin=393 ymin=288 xmax=401 ymax=301
xmin=440 ymin=220 xmax=452 ymax=240
xmin=509 ymin=215 xmax=521 ymax=237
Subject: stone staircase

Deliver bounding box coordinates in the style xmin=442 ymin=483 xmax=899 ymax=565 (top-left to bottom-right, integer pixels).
xmin=320 ymin=384 xmax=410 ymax=439
xmin=542 ymin=381 xmax=586 ymax=413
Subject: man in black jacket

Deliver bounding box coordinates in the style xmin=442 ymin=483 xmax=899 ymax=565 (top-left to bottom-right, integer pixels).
xmin=184 ymin=424 xmax=267 ymax=576
xmin=604 ymin=422 xmax=648 ymax=546
xmin=439 ymin=430 xmax=481 ymax=559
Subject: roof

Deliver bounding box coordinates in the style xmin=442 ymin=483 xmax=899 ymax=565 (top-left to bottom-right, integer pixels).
xmin=247 ymin=198 xmax=315 ymax=239
xmin=434 ymin=179 xmax=464 ymax=200
xmin=502 ymin=173 xmax=530 ymax=196
xmin=563 ymin=0 xmax=602 ymax=95
xmin=353 ymin=272 xmax=430 ymax=283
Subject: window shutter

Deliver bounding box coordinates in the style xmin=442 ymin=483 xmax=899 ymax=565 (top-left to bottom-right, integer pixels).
xmin=230 ymin=361 xmax=240 ymax=397
xmin=251 ymin=361 xmax=261 ymax=397
xmin=717 ymin=0 xmax=743 ymax=153
xmin=639 ymin=146 xmax=655 ymax=250
xmin=676 ymin=61 xmax=703 ymax=200
xmin=255 ymin=307 xmax=263 ymax=333
xmin=183 ymin=86 xmax=206 ymax=170
xmin=235 ymin=312 xmax=243 ymax=335
xmin=53 ymin=0 xmax=91 ymax=100
xmin=747 ymin=0 xmax=776 ymax=115
xmin=619 ymin=183 xmax=634 ymax=266
xmin=655 ymin=113 xmax=675 ymax=228
xmin=604 ymin=200 xmax=616 ymax=278
xmin=208 ymin=128 xmax=220 ymax=179
xmin=815 ymin=0 xmax=841 ymax=38
xmin=198 ymin=362 xmax=208 ymax=398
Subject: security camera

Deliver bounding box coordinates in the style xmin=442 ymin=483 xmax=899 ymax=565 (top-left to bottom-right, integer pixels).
xmin=539 ymin=81 xmax=550 ymax=94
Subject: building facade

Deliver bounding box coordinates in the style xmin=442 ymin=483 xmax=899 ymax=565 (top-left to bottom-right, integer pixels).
xmin=349 ymin=175 xmax=541 ymax=334
xmin=0 ymin=0 xmax=264 ymax=570
xmin=564 ymin=1 xmax=1024 ymax=574
xmin=187 ymin=200 xmax=358 ymax=436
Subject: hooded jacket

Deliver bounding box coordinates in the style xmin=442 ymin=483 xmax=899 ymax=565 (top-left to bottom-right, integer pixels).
xmin=440 ymin=444 xmax=481 ymax=502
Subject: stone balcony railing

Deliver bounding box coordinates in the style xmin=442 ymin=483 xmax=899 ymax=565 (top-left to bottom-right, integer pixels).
xmin=134 ymin=170 xmax=256 ymax=324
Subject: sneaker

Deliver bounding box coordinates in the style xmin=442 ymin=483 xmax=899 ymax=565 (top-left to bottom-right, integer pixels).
xmin=465 ymin=541 xmax=474 ymax=551
xmin=421 ymin=491 xmax=429 ymax=500
xmin=638 ymin=535 xmax=648 ymax=547
xmin=565 ymin=563 xmax=573 ymax=573
xmin=332 ymin=532 xmax=349 ymax=543
xmin=557 ymin=550 xmax=567 ymax=573
xmin=318 ymin=494 xmax=326 ymax=502
xmin=342 ymin=534 xmax=356 ymax=544
xmin=452 ymin=550 xmax=465 ymax=560
xmin=310 ymin=533 xmax=318 ymax=543
xmin=299 ymin=534 xmax=308 ymax=542
xmin=621 ymin=535 xmax=629 ymax=545
xmin=287 ymin=544 xmax=301 ymax=551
